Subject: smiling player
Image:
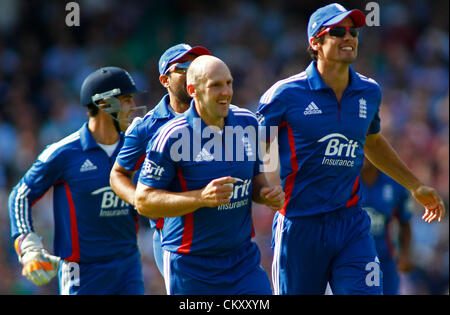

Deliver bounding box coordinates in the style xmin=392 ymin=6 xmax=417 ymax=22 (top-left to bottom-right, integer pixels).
xmin=135 ymin=55 xmax=284 ymax=295
xmin=257 ymin=3 xmax=445 ymax=295
xmin=110 ymin=44 xmax=211 ymax=276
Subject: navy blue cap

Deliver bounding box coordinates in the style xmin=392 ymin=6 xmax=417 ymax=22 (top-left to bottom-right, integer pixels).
xmin=308 ymin=3 xmax=365 ymax=40
xmin=158 ymin=43 xmax=211 ymax=75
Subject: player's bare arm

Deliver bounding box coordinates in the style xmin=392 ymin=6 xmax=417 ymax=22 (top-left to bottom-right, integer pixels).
xmin=110 ymin=161 xmax=137 ymax=205
xmin=260 ymin=139 xmax=282 ymax=185
xmin=364 ymin=132 xmax=445 ymax=223
xmin=252 ymin=173 xmax=284 ymax=211
xmin=135 ymin=176 xmax=236 ymax=218
xmin=110 ymin=161 xmax=159 ymax=221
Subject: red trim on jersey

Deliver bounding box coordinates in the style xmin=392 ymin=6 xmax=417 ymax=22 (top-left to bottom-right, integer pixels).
xmin=278 ymin=121 xmax=298 ymax=217
xmin=133 ymin=153 xmax=147 ymax=171
xmin=175 ymin=168 xmax=193 ymax=254
xmin=155 ymin=217 xmax=165 ymax=229
xmin=177 ymin=213 xmax=194 ymax=254
xmin=134 ymin=215 xmax=139 ymax=234
xmin=62 ymin=182 xmax=80 ymax=262
xmin=346 ymin=176 xmax=360 ymax=208
xmin=250 ymin=209 xmax=255 ymax=238
xmin=266 ymin=125 xmax=280 ymax=144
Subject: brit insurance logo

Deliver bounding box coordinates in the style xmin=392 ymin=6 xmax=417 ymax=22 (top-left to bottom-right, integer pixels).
xmin=318 ymin=133 xmax=359 ymax=168
xmin=91 ymin=186 xmax=130 ymax=217
xmin=141 ymin=159 xmax=165 ymax=181
xmin=217 ymin=178 xmax=251 ymax=211
xmin=364 ymin=206 xmax=387 ymax=236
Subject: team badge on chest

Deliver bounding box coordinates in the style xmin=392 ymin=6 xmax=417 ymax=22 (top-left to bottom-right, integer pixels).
xmin=359 ymin=98 xmax=367 ymax=119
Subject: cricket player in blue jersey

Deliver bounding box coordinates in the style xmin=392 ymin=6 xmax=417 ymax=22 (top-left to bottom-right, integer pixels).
xmin=110 ymin=44 xmax=211 ymax=275
xmin=8 ymin=66 xmax=146 ymax=294
xmin=257 ymin=3 xmax=445 ymax=295
xmin=135 ymin=55 xmax=284 ymax=295
xmin=360 ymin=158 xmax=413 ymax=295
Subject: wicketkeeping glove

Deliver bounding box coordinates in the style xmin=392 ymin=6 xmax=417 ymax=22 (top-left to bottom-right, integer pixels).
xmin=14 ymin=232 xmax=61 ymax=286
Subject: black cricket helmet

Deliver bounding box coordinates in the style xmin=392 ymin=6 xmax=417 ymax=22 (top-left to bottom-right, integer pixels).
xmin=80 ymin=66 xmax=145 ymax=112
xmin=80 ymin=66 xmax=146 ymax=131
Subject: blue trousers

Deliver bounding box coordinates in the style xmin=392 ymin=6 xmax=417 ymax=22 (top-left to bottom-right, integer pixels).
xmin=163 ymin=242 xmax=272 ymax=295
xmin=153 ymin=228 xmax=164 ymax=276
xmin=272 ymin=206 xmax=383 ymax=295
xmin=58 ymin=250 xmax=144 ymax=295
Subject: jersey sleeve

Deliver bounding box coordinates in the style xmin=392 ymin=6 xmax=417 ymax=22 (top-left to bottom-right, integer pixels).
xmin=253 ymin=120 xmax=264 ymax=177
xmin=368 ymin=110 xmax=381 ymax=135
xmin=8 ymin=151 xmax=62 ymax=239
xmin=368 ymin=85 xmax=382 ymax=135
xmin=138 ymin=135 xmax=176 ymax=190
xmin=256 ymin=91 xmax=285 ymax=144
xmin=116 ymin=117 xmax=147 ymax=171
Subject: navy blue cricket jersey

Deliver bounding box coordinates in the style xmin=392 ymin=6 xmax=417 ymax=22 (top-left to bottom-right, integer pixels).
xmin=9 ymin=123 xmax=139 ymax=263
xmin=117 ymin=94 xmax=177 ymax=230
xmin=257 ymin=61 xmax=382 ymax=217
xmin=138 ymin=103 xmax=262 ymax=256
xmin=360 ymin=172 xmax=412 ymax=260
xmin=117 ymin=94 xmax=174 ymax=172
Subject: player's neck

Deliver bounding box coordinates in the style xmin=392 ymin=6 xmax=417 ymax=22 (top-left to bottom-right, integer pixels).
xmin=316 ymin=59 xmax=350 ymax=102
xmin=169 ymin=95 xmax=190 ymax=114
xmin=200 ymin=115 xmax=225 ymax=130
xmin=194 ymin=102 xmax=225 ymax=130
xmin=88 ymin=114 xmax=120 ymax=145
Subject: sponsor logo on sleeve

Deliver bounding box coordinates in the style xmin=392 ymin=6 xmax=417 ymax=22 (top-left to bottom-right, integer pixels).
xmin=141 ymin=159 xmax=165 ymax=180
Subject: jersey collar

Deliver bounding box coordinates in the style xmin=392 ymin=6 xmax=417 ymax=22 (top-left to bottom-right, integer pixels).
xmin=151 ymin=94 xmax=173 ymax=119
xmin=79 ymin=122 xmax=124 ymax=152
xmin=184 ymin=100 xmax=238 ymax=134
xmin=306 ymin=61 xmax=365 ymax=91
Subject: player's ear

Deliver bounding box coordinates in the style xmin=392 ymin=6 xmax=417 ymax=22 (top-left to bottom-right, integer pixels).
xmin=159 ymin=74 xmax=170 ymax=88
xmin=186 ymin=84 xmax=196 ymax=97
xmin=310 ymin=37 xmax=320 ymax=52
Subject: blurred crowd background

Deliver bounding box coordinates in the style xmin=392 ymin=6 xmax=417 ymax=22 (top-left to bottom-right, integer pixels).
xmin=0 ymin=0 xmax=448 ymax=294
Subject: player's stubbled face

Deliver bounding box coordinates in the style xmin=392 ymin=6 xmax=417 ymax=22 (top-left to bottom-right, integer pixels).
xmin=321 ymin=17 xmax=358 ymax=64
xmin=197 ymin=62 xmax=233 ymax=121
xmin=168 ymin=54 xmax=197 ymax=104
